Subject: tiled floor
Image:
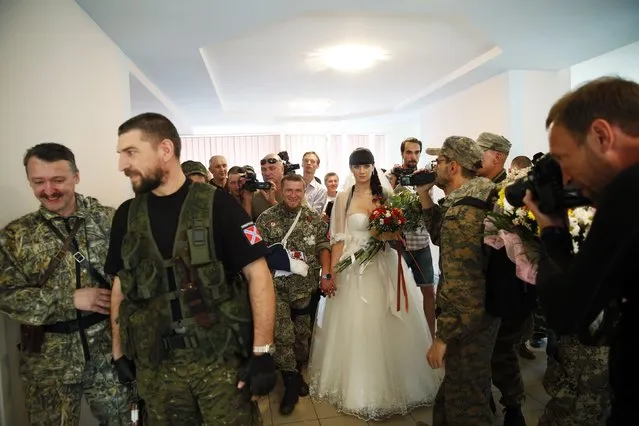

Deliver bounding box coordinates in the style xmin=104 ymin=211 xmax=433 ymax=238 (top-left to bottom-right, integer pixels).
xmin=259 ymin=344 xmax=549 ymax=426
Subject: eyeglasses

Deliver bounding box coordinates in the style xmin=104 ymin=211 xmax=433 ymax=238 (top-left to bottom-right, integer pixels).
xmin=430 ymin=158 xmax=449 ymax=169
xmin=260 ymin=158 xmax=280 ymax=166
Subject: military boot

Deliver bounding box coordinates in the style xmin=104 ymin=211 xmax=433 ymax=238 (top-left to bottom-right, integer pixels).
xmin=280 ymin=371 xmax=301 ymax=415
xmin=296 ymin=361 xmax=309 ymax=397
xmin=503 ymin=405 xmax=526 ymax=426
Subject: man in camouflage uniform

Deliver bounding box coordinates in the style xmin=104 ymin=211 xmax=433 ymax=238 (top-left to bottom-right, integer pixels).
xmin=418 ymin=136 xmax=500 ymax=426
xmin=181 ymin=160 xmax=210 ymax=184
xmin=477 ymin=132 xmax=529 ymax=425
xmin=108 ymin=113 xmax=277 ymax=425
xmin=0 ymin=143 xmax=130 ymax=425
xmin=255 ymin=174 xmax=332 ymax=416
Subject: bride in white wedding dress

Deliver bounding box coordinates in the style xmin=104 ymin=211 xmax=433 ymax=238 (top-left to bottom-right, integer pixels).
xmin=308 ymin=148 xmax=443 ymax=421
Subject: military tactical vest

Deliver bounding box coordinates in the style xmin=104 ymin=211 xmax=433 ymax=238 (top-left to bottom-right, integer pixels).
xmin=118 ymin=183 xmax=253 ymax=367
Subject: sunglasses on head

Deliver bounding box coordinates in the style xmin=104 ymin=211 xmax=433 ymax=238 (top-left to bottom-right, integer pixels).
xmin=260 ymin=158 xmax=279 ymax=166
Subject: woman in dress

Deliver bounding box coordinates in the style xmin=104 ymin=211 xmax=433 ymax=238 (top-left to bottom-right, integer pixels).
xmin=308 ymin=148 xmax=443 ymax=421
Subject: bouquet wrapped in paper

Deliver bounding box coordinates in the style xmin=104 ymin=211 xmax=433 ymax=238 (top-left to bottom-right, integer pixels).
xmin=484 ymin=171 xmax=541 ymax=284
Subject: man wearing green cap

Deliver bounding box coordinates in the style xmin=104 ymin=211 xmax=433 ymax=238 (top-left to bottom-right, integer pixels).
xmin=181 ymin=160 xmax=209 ymax=184
xmin=477 ymin=132 xmax=531 ymax=425
xmin=417 ymin=136 xmax=499 ymax=426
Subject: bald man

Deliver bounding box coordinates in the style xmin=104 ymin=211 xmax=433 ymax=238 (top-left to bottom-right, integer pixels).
xmin=209 ymin=155 xmax=228 ymax=188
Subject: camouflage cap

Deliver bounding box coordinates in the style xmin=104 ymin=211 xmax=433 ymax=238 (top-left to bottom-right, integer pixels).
xmin=476 ymin=132 xmax=511 ymax=154
xmin=181 ymin=160 xmax=208 ymax=177
xmin=425 ymin=136 xmax=483 ymax=171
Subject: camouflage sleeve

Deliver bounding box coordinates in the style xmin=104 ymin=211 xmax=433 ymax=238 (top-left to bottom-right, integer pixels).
xmin=422 ymin=206 xmax=443 ymax=246
xmin=0 ymin=240 xmax=75 ymax=325
xmin=315 ymin=217 xmax=330 ymax=254
xmin=436 ymin=206 xmax=487 ymax=343
xmin=255 ymin=212 xmax=273 ymax=245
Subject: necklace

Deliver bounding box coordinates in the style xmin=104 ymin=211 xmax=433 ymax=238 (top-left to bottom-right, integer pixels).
xmin=354 ymin=189 xmax=372 ymax=195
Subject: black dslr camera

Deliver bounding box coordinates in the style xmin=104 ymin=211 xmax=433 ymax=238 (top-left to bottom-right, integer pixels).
xmin=277 ymin=151 xmax=300 ymax=175
xmin=240 ymin=165 xmax=272 ymax=192
xmin=394 ymin=166 xmax=437 ymax=187
xmin=505 ymin=154 xmax=591 ymax=214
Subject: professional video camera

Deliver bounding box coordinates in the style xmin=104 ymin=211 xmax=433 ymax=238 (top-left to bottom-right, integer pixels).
xmin=240 ymin=165 xmax=272 ymax=192
xmin=505 ymin=154 xmax=591 ymax=214
xmin=392 ymin=165 xmax=437 ymax=187
xmin=277 ymin=151 xmax=300 ymax=175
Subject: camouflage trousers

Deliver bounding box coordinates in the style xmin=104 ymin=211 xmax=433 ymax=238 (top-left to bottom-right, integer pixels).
xmin=275 ymin=295 xmax=312 ymax=372
xmin=21 ymin=353 xmax=130 ymax=426
xmin=433 ymin=315 xmax=500 ymax=426
xmin=491 ymin=315 xmax=528 ymax=407
xmin=538 ymin=335 xmax=610 ymax=426
xmin=136 ymin=350 xmax=261 ymax=426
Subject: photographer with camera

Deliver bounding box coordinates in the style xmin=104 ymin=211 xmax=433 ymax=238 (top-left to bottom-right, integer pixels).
xmin=392 ymin=138 xmax=437 ymax=337
xmin=240 ymin=154 xmax=285 ymax=220
xmin=521 ymin=77 xmax=639 ymax=426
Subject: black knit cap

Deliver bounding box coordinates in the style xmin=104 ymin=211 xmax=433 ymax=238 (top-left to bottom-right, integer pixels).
xmin=349 ymin=148 xmax=375 ymax=166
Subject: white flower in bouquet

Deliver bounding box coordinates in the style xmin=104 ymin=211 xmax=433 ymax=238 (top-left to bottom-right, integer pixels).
xmin=568 ymin=206 xmax=596 ymax=253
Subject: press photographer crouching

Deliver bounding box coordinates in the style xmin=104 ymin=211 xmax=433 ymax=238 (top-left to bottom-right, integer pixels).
xmin=520 ymin=77 xmax=639 ymax=426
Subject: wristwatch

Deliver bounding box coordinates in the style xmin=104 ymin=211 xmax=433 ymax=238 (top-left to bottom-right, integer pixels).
xmin=253 ymin=344 xmax=275 ymax=355
xmin=320 ymin=273 xmax=332 ymax=280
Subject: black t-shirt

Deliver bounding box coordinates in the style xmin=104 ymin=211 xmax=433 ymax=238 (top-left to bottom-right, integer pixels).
xmin=104 ymin=180 xmax=268 ymax=277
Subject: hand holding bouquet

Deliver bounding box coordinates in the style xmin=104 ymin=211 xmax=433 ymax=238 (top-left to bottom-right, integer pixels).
xmin=368 ymin=206 xmax=406 ymax=241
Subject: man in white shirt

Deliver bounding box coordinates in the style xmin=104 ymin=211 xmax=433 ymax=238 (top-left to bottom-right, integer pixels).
xmin=302 ymin=152 xmax=327 ymax=214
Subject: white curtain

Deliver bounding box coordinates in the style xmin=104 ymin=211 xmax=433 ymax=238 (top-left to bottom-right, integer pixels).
xmin=181 ymin=134 xmax=386 ymax=184
xmin=180 ymin=135 xmax=281 ymax=170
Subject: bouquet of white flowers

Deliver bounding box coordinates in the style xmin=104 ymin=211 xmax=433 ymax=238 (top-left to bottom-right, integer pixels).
xmin=568 ymin=206 xmax=595 ymax=253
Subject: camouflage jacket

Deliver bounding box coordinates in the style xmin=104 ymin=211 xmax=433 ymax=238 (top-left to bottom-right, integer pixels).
xmin=0 ymin=194 xmax=115 ymax=382
xmin=256 ymin=204 xmax=330 ymax=301
xmin=422 ymin=177 xmax=496 ymax=344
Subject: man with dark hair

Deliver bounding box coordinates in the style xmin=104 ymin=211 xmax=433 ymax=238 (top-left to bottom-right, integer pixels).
xmin=107 ymin=112 xmax=277 ymax=425
xmin=0 ymin=142 xmax=130 ymax=425
xmin=256 ymin=173 xmax=332 ymax=415
xmin=397 ymin=137 xmax=437 ymax=337
xmin=509 ymin=156 xmax=532 ymax=171
xmin=418 ymin=136 xmax=499 ymax=426
xmin=524 ymin=76 xmax=639 ymax=425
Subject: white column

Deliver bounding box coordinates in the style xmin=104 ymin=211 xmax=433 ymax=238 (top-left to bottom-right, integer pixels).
xmin=0 ymin=0 xmax=133 ymax=424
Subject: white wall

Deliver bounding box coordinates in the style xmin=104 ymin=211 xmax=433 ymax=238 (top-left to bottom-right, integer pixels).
xmin=0 ymin=0 xmax=135 ymax=424
xmin=421 ymin=73 xmax=511 ymax=149
xmin=508 ymin=69 xmax=572 ymax=156
xmin=571 ymin=40 xmax=639 ymax=87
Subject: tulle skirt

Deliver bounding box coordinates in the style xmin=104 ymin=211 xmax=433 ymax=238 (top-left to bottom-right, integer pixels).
xmin=308 ymin=247 xmax=443 ymax=420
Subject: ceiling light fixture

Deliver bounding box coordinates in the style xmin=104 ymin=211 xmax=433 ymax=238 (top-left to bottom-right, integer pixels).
xmin=289 ymin=99 xmax=332 ymax=113
xmin=307 ymin=44 xmax=390 ymax=73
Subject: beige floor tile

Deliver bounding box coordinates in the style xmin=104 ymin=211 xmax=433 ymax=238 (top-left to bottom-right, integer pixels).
xmin=272 ymin=397 xmax=317 ymax=425
xmin=318 ymin=417 xmax=367 ymax=426
xmin=280 ymin=421 xmax=320 ymax=426
xmin=524 ymin=409 xmax=544 ymax=424
xmin=312 ymin=400 xmax=344 ymax=419
xmin=368 ymin=414 xmax=416 ymax=425
xmin=409 ymin=406 xmax=433 ymax=424
xmin=526 ymin=384 xmax=551 ymax=406
xmin=258 ymin=396 xmax=274 ymax=426
xmin=522 ymin=394 xmax=545 ymax=412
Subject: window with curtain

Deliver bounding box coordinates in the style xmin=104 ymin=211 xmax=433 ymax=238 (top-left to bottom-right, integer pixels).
xmin=180 ymin=135 xmax=281 ymax=170
xmin=180 ymin=134 xmax=385 ymax=186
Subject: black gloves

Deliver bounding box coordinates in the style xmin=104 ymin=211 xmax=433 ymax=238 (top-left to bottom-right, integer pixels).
xmin=112 ymin=356 xmax=136 ymax=385
xmin=238 ymin=353 xmax=277 ymax=396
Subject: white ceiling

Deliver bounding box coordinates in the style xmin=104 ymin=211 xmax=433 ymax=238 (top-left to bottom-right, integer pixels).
xmin=75 ymin=0 xmax=639 ymax=132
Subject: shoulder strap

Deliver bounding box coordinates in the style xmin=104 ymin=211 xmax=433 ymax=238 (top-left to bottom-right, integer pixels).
xmin=39 ymin=219 xmax=83 ymax=286
xmin=281 ymin=208 xmax=303 ymax=248
xmin=452 ymin=196 xmax=491 ymax=211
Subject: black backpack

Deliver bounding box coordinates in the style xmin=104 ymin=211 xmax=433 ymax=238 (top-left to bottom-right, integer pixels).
xmin=453 ymin=196 xmax=538 ymax=320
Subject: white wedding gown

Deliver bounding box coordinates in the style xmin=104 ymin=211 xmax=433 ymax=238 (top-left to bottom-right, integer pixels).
xmin=308 ymin=212 xmax=443 ymax=421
